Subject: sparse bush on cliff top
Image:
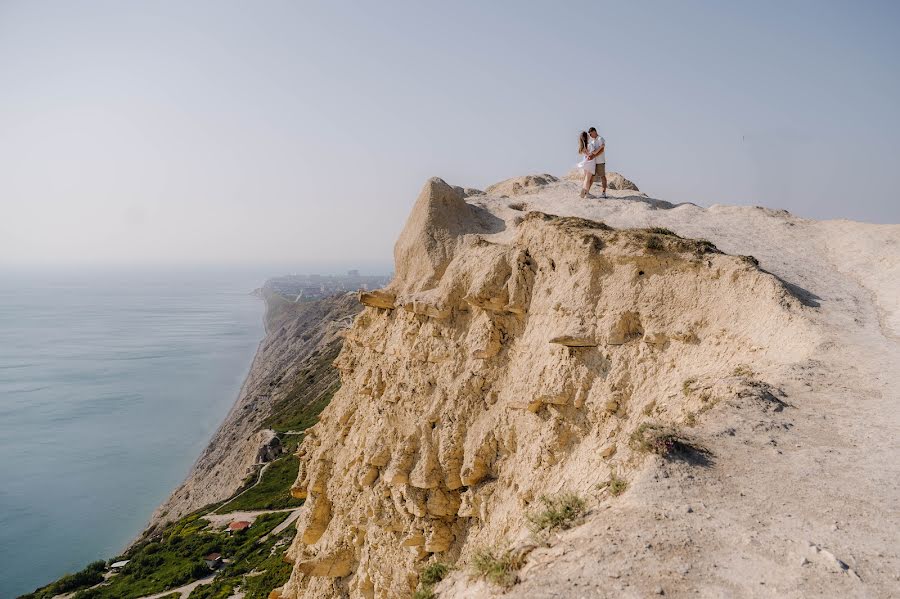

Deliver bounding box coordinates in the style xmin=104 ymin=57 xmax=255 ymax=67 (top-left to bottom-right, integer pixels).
xmin=630 ymin=423 xmax=711 ymax=465
xmin=645 ymin=235 xmax=664 ymax=251
xmin=648 ymin=227 xmax=679 ymax=237
xmin=630 ymin=423 xmax=685 ymax=456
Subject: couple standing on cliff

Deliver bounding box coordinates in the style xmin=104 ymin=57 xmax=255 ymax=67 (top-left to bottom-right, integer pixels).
xmin=576 ymin=127 xmax=607 ymax=199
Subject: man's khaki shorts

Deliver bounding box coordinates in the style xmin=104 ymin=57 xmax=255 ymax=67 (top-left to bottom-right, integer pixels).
xmin=594 ymin=163 xmax=606 ymax=177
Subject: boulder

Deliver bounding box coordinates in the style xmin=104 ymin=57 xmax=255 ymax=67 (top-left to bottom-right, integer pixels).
xmin=564 ymin=169 xmax=639 ymax=191
xmin=485 ymin=174 xmax=559 ymax=197
xmin=254 ymin=430 xmax=282 ymax=463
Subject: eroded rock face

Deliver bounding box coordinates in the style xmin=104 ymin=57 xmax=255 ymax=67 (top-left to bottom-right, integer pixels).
xmin=275 ymin=181 xmax=815 ymax=598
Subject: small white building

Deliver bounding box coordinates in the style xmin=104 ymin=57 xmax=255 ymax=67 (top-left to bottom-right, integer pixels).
xmin=109 ymin=560 xmax=129 ymax=570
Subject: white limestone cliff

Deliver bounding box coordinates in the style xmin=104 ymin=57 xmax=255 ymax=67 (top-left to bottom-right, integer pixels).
xmin=266 ymin=173 xmax=900 ymax=599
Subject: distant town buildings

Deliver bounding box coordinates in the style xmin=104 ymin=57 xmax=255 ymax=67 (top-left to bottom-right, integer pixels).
xmin=265 ymin=271 xmax=391 ymax=302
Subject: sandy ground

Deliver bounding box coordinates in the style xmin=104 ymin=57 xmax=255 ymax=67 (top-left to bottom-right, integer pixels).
xmin=435 ymin=178 xmax=899 ymax=598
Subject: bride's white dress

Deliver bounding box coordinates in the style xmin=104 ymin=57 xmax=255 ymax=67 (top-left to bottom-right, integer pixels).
xmin=576 ymin=152 xmax=595 ymax=173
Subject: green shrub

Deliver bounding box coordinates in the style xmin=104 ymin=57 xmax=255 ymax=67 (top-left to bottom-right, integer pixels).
xmin=420 ymin=562 xmax=449 ymax=586
xmin=26 ymin=559 xmax=107 ymax=598
xmin=630 ymin=423 xmax=687 ymax=457
xmin=648 ymin=227 xmax=678 ymax=237
xmin=608 ymin=475 xmax=628 ymax=497
xmin=412 ymin=588 xmax=435 ymax=599
xmin=412 ymin=561 xmax=450 ymax=599
xmin=471 ymin=547 xmax=522 ymax=587
xmin=645 ymin=235 xmax=664 ymax=251
xmin=526 ymin=492 xmax=587 ymax=533
xmin=188 ymin=582 xmax=235 ymax=598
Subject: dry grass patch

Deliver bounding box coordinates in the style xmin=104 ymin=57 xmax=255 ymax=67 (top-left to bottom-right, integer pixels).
xmin=648 ymin=227 xmax=679 ymax=237
xmin=420 ymin=562 xmax=449 ymax=586
xmin=413 ymin=562 xmax=449 ymax=599
xmin=630 ymin=423 xmax=686 ymax=457
xmin=630 ymin=423 xmax=712 ymax=466
xmin=526 ymin=492 xmax=587 ymax=533
xmin=470 ymin=547 xmax=523 ymax=588
xmin=732 ymin=364 xmax=754 ymax=377
xmin=645 ymin=235 xmax=664 ymax=251
xmin=598 ymin=472 xmax=628 ymax=497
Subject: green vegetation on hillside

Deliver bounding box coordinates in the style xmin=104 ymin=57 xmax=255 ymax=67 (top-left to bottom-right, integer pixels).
xmin=20 ymin=561 xmax=106 ymax=598
xmin=22 ymin=417 xmax=322 ymax=599
xmin=263 ymin=341 xmax=342 ymax=433
xmin=43 ymin=512 xmax=290 ymax=599
xmin=216 ymin=455 xmax=304 ymax=513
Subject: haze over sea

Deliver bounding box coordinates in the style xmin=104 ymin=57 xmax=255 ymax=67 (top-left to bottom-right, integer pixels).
xmin=0 ymin=267 xmax=277 ymax=597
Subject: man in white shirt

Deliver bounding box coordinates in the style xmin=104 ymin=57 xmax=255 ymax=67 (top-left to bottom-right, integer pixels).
xmin=588 ymin=127 xmax=607 ymax=198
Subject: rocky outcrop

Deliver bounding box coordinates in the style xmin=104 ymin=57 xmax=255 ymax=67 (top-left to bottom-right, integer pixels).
xmin=484 ymin=174 xmax=559 ymax=197
xmin=564 ymin=169 xmax=639 ymax=191
xmin=254 ymin=429 xmax=283 ymax=463
xmin=274 ymin=178 xmax=817 ymax=598
xmin=606 ymin=171 xmax=639 ymax=191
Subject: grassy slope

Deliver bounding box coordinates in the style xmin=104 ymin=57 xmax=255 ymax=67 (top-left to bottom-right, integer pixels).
xmin=217 ymin=455 xmax=304 ymax=513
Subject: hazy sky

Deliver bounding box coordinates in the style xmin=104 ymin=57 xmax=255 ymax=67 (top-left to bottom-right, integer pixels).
xmin=1 ymin=1 xmax=898 ymax=270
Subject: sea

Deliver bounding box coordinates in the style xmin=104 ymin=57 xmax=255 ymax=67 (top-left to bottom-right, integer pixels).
xmin=0 ymin=267 xmax=274 ymax=598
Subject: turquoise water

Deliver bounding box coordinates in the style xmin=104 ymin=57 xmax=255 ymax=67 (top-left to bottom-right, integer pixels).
xmin=0 ymin=268 xmax=268 ymax=598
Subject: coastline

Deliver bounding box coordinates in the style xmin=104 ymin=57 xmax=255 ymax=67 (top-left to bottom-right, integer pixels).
xmin=138 ymin=289 xmax=360 ymax=540
xmin=2 ymin=271 xmax=268 ymax=599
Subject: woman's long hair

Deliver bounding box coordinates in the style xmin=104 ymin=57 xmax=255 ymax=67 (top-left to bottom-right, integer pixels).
xmin=578 ymin=131 xmax=589 ymax=154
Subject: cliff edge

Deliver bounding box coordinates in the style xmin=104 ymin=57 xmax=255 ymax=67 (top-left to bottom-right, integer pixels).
xmin=274 ymin=175 xmax=899 ymax=598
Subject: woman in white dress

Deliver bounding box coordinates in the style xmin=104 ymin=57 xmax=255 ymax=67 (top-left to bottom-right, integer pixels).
xmin=576 ymin=131 xmax=596 ymax=199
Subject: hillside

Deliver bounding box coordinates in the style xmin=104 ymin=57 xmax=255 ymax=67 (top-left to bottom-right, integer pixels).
xmin=145 ymin=289 xmax=360 ymax=536
xmin=274 ymin=174 xmax=899 ymax=598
